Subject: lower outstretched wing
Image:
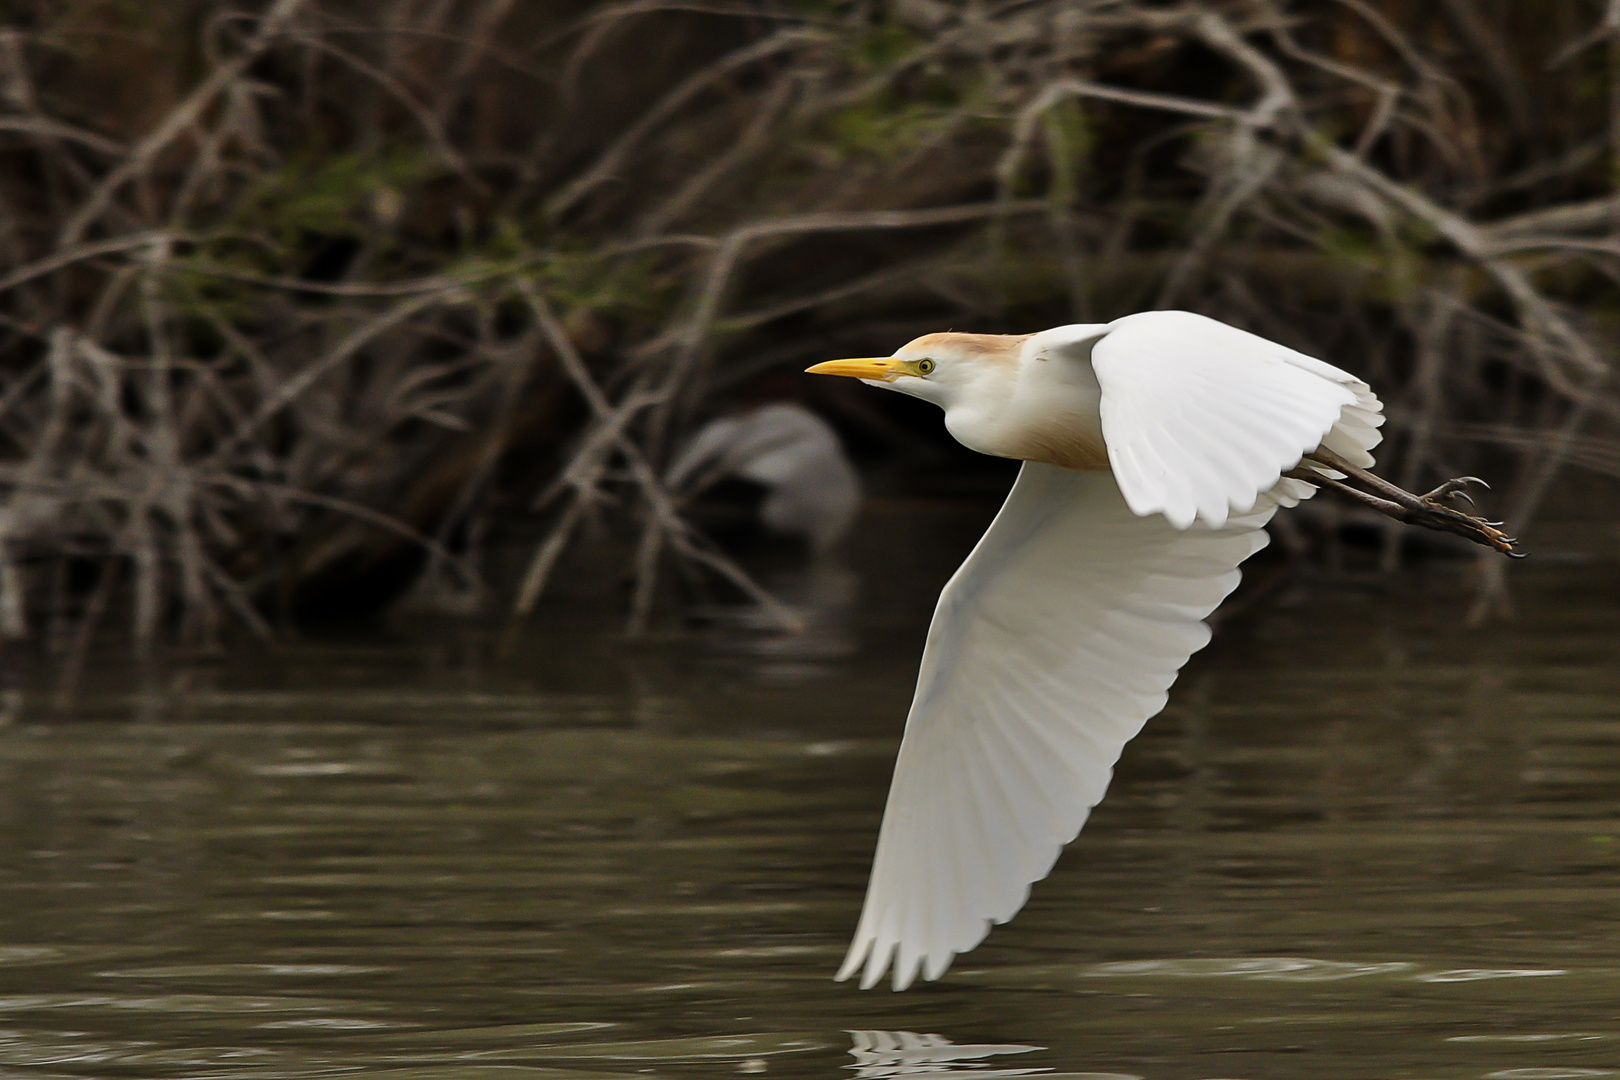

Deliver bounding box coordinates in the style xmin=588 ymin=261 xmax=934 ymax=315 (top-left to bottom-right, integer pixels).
xmin=839 ymin=464 xmax=1280 ymax=990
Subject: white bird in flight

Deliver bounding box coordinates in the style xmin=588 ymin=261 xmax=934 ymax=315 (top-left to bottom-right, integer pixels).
xmin=806 ymin=310 xmax=1518 ymax=991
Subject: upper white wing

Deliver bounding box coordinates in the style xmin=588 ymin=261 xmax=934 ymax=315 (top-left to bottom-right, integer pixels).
xmin=1083 ymin=311 xmax=1384 ymax=529
xmin=838 ymin=463 xmax=1277 ymax=990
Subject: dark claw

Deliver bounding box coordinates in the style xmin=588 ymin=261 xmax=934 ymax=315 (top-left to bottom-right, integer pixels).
xmin=1421 ymin=476 xmax=1489 ymax=502
xmin=1447 ymin=490 xmax=1475 ymax=507
xmin=1307 ymin=449 xmax=1521 ymax=558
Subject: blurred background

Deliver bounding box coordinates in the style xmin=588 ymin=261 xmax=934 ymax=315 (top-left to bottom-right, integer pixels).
xmin=0 ymin=0 xmax=1617 ymax=658
xmin=2 ymin=5 xmax=1620 ymax=1079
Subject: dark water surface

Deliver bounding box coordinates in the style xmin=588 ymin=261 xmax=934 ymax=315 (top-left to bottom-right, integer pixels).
xmin=1 ymin=507 xmax=1619 ymax=1080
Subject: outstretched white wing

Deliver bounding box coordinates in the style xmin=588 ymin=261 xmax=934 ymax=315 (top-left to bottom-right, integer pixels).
xmin=839 ymin=464 xmax=1278 ymax=991
xmin=1086 ymin=310 xmax=1384 ymax=529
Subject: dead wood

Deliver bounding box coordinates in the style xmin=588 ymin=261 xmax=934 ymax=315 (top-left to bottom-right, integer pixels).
xmin=0 ymin=0 xmax=1616 ymax=647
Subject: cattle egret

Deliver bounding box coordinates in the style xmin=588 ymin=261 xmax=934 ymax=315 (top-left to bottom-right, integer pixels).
xmin=806 ymin=310 xmax=1519 ymax=991
xmin=666 ymin=402 xmax=860 ymax=551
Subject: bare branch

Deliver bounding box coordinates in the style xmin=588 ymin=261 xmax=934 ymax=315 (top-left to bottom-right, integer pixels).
xmin=57 ymin=0 xmax=310 ymax=246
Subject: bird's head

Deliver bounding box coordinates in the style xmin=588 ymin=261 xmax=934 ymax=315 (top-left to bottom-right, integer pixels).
xmin=806 ymin=328 xmax=1112 ymax=470
xmin=805 ymin=332 xmax=1026 ymax=414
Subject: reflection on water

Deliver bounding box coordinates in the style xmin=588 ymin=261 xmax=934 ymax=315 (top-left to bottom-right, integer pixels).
xmin=0 ymin=499 xmax=1617 ymax=1079
xmin=846 ymin=1030 xmax=1049 ymax=1078
xmin=843 ymin=1030 xmax=1144 ymax=1079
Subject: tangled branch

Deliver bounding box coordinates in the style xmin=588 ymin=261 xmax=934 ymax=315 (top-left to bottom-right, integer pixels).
xmin=0 ymin=0 xmax=1615 ymax=650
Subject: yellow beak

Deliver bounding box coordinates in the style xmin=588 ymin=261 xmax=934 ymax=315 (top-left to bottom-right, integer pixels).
xmin=805 ymin=357 xmax=899 ymax=381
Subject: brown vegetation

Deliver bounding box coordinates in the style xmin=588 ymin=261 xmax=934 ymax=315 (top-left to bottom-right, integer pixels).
xmin=0 ymin=0 xmax=1617 ymax=656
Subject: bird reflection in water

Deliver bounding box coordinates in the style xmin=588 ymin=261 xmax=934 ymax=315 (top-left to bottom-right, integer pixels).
xmin=844 ymin=1030 xmax=1143 ymax=1080
xmin=846 ymin=1031 xmax=1046 ymax=1078
xmin=845 ymin=1030 xmax=1141 ymax=1080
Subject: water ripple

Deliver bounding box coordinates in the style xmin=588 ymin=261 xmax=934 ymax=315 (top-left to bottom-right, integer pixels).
xmin=1081 ymin=957 xmax=1414 ymax=981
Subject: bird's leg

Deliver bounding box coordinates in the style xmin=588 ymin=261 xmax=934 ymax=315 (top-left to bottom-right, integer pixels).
xmin=1285 ymin=448 xmax=1524 ymax=558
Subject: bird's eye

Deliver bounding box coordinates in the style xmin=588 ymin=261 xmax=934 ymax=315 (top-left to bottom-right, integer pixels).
xmin=916 ymin=358 xmax=936 ymax=375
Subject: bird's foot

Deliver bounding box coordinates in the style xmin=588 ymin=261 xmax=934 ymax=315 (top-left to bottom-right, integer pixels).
xmin=1399 ymin=480 xmax=1522 ymax=557
xmin=1288 ymin=452 xmax=1524 ymax=558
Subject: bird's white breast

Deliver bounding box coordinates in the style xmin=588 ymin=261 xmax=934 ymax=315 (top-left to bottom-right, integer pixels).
xmin=943 ymin=338 xmax=1109 ymax=472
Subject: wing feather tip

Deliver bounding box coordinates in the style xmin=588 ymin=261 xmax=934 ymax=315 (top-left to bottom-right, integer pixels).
xmin=837 ymin=935 xmax=872 ymax=985
xmin=845 ymin=940 xmax=936 ymax=991
xmin=921 ymin=948 xmax=956 ymax=984
xmin=859 ymin=939 xmax=894 ymax=990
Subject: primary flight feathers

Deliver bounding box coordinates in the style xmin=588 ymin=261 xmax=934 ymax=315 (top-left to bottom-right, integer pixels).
xmin=838 ymin=465 xmax=1280 ymax=990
